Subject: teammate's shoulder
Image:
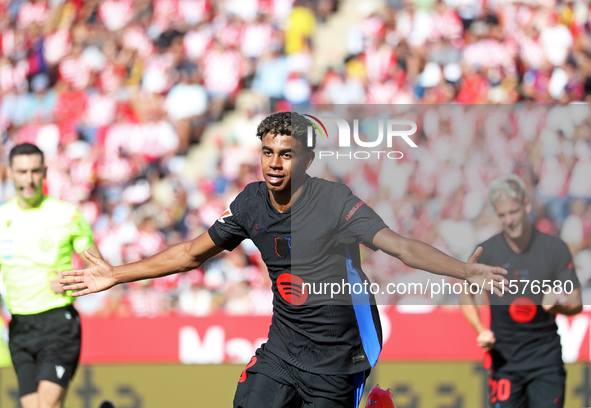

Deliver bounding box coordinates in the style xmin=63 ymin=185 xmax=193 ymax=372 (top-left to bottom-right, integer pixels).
xmin=243 ymin=181 xmax=266 ymax=193
xmin=237 ymin=181 xmax=266 ymax=202
xmin=308 ymin=177 xmax=352 ymax=195
xmin=534 ymin=229 xmax=569 ymax=249
xmin=478 ymin=232 xmax=504 ymax=249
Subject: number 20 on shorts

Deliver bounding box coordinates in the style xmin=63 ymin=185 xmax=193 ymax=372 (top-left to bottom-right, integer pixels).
xmin=489 ymin=378 xmax=511 ymax=403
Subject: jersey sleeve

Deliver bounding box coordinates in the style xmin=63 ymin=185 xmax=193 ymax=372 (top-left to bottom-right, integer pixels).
xmin=336 ymin=184 xmax=388 ymax=250
xmin=553 ymin=238 xmax=581 ymax=289
xmin=208 ymin=191 xmax=250 ymax=251
xmin=69 ymin=208 xmax=95 ymax=253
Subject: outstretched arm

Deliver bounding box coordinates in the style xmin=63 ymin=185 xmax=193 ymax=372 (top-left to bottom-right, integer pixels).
xmin=61 ymin=232 xmax=225 ymax=296
xmin=371 ymin=228 xmax=508 ymax=295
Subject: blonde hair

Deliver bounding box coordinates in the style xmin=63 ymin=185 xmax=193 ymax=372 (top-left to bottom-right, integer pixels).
xmin=489 ymin=175 xmax=526 ymax=205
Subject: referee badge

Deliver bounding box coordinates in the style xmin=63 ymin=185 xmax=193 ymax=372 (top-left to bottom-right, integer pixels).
xmin=38 ymin=237 xmax=55 ymax=252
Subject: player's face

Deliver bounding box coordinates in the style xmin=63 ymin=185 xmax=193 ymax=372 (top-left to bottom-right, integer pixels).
xmin=261 ymin=133 xmax=312 ymax=195
xmin=9 ymin=153 xmax=46 ymax=207
xmin=493 ymin=196 xmax=531 ymax=241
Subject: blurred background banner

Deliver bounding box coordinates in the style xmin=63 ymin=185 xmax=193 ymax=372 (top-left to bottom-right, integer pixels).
xmin=73 ymin=308 xmax=591 ymax=365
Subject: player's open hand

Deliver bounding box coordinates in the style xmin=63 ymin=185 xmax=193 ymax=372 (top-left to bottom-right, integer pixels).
xmin=476 ymin=329 xmax=496 ymax=351
xmin=60 ymin=250 xmax=116 ymax=296
xmin=464 ymin=247 xmax=508 ymax=297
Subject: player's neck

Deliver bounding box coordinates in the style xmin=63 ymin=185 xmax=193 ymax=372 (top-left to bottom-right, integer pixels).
xmin=503 ymin=223 xmax=533 ymax=254
xmin=16 ymin=195 xmax=45 ymax=210
xmin=269 ymin=181 xmax=305 ymax=213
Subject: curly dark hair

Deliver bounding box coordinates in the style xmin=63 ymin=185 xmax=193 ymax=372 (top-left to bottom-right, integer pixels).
xmin=256 ymin=112 xmax=316 ymax=151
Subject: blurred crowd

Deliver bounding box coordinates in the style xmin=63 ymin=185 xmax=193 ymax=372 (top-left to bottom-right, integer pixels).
xmin=0 ymin=0 xmax=590 ymax=317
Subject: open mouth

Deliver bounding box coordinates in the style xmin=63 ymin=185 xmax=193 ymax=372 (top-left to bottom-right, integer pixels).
xmin=267 ymin=174 xmax=285 ymax=185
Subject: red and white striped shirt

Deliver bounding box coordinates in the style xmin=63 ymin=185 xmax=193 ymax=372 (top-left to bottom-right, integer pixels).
xmin=97 ymin=155 xmax=139 ymax=184
xmin=85 ymin=93 xmax=117 ymax=128
xmin=122 ymin=26 xmax=154 ymax=59
xmin=152 ymin=0 xmax=177 ymax=32
xmin=241 ymin=23 xmax=275 ymax=58
xmin=98 ymin=0 xmax=135 ymax=31
xmin=429 ymin=10 xmax=463 ymax=40
xmin=517 ymin=32 xmax=545 ymax=69
xmin=1 ymin=29 xmax=16 ymax=58
xmin=98 ymin=62 xmax=127 ymax=93
xmin=17 ymin=1 xmax=48 ymax=28
xmin=201 ymin=49 xmax=243 ymax=94
xmin=104 ymin=121 xmax=180 ymax=162
xmin=142 ymin=52 xmax=174 ymax=93
xmin=363 ymin=44 xmax=396 ymax=83
xmin=43 ymin=29 xmax=72 ymax=65
xmin=462 ymin=39 xmax=514 ymax=69
xmin=215 ymin=19 xmax=244 ymax=49
xmin=366 ymin=80 xmax=399 ymax=104
xmin=58 ymin=56 xmax=92 ymax=89
xmin=179 ymin=0 xmax=210 ymax=26
xmin=184 ymin=27 xmax=213 ymax=60
xmin=0 ymin=59 xmax=29 ymax=94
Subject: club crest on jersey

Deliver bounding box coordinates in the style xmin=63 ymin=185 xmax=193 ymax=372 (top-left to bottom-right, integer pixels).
xmin=275 ymin=237 xmax=291 ymax=258
xmin=217 ymin=207 xmax=232 ymax=224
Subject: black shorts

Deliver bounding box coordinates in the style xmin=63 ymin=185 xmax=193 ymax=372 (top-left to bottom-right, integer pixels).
xmin=9 ymin=305 xmax=81 ymax=397
xmin=488 ymin=366 xmax=566 ymax=408
xmin=234 ymin=346 xmax=370 ymax=408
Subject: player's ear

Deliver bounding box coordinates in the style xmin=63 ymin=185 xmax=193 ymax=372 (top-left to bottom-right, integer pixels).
xmin=524 ymin=198 xmax=532 ymax=214
xmin=306 ymin=151 xmax=315 ymax=169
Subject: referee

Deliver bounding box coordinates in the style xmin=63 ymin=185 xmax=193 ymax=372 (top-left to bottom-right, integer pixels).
xmin=0 ymin=143 xmax=102 ymax=408
xmin=62 ymin=112 xmax=507 ymax=407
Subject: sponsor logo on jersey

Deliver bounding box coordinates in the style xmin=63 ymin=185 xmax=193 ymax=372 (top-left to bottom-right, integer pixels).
xmin=254 ymin=224 xmax=266 ymax=233
xmin=345 ymin=200 xmax=365 ymax=221
xmin=277 ymin=273 xmax=308 ymax=306
xmin=217 ymin=207 xmax=232 ymax=224
xmin=509 ymin=296 xmax=537 ymax=323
